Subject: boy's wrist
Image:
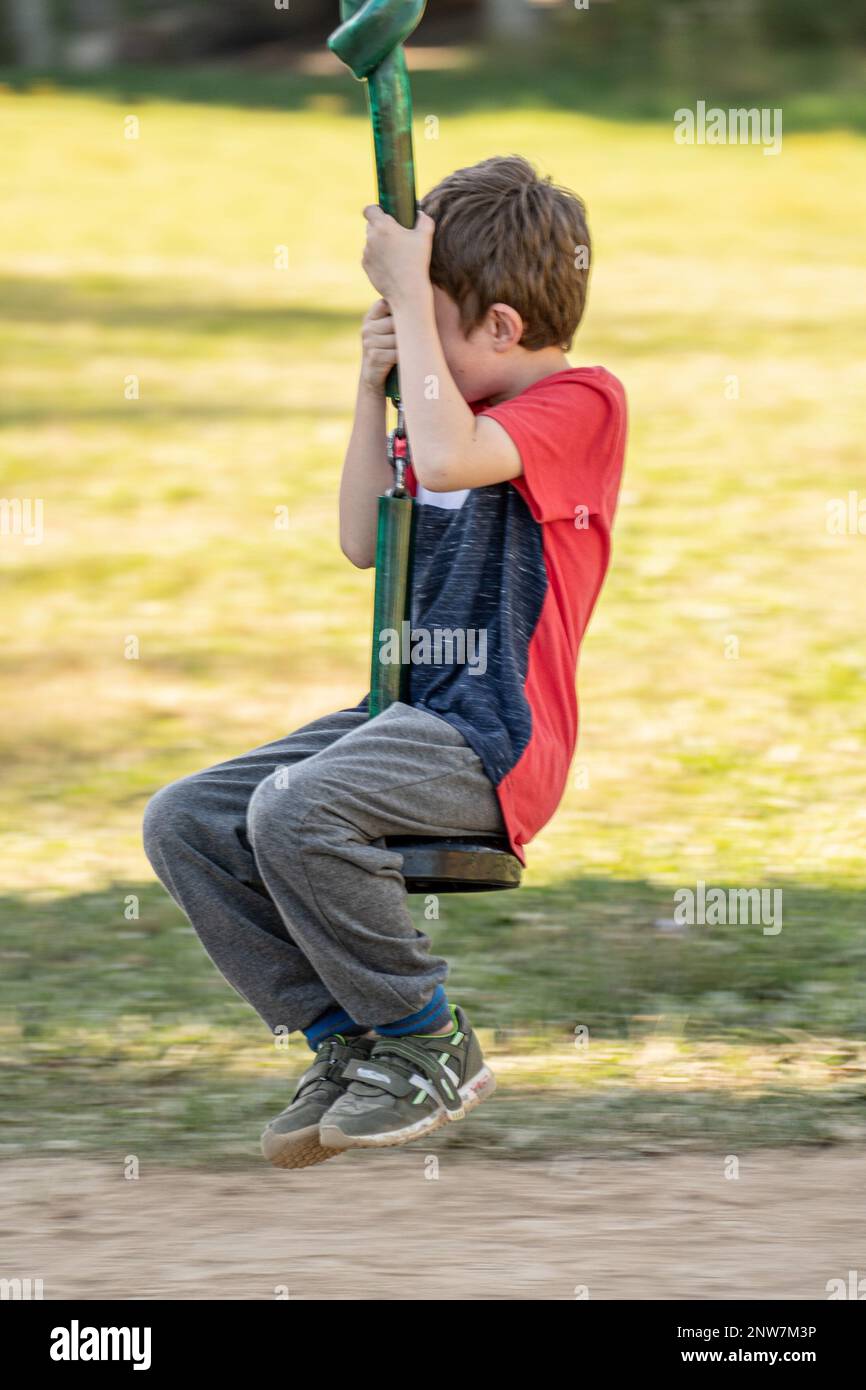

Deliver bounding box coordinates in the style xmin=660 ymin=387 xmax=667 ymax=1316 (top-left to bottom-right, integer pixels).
xmin=388 ymin=278 xmax=434 ymax=317
xmin=358 ymin=373 xmax=389 ymax=403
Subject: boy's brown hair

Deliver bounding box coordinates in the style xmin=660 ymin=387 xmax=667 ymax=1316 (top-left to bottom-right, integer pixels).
xmin=421 ymin=155 xmax=591 ymax=351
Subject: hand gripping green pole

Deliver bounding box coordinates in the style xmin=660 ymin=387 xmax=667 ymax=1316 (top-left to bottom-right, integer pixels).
xmin=329 ymin=1 xmax=427 ymax=718
xmin=329 ymin=0 xmax=426 ymax=403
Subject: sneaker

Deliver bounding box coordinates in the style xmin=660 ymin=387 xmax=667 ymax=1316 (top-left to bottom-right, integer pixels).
xmin=261 ymin=1033 xmax=375 ymax=1169
xmin=319 ymin=1007 xmax=495 ymax=1151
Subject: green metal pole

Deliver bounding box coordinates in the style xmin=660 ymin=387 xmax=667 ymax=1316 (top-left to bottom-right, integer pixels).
xmin=369 ymin=487 xmax=415 ymax=715
xmin=329 ymin=0 xmax=426 ymax=400
xmin=329 ymin=1 xmax=427 ymax=717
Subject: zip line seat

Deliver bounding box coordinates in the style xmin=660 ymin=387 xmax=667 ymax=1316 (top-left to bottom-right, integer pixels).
xmin=385 ymin=834 xmax=523 ymax=894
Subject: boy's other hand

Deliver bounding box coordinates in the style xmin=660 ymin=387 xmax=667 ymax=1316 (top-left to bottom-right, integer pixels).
xmin=362 ymin=206 xmax=434 ymax=304
xmin=360 ymin=299 xmax=398 ymax=392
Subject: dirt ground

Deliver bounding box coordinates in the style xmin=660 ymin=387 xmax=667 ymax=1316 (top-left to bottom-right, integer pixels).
xmin=2 ymin=1148 xmax=863 ymax=1300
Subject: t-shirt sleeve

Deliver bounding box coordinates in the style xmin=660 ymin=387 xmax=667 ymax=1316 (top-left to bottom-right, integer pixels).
xmin=479 ymin=370 xmax=625 ymax=524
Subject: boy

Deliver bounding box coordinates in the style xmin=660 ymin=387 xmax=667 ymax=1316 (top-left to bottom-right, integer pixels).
xmin=143 ymin=155 xmax=626 ymax=1169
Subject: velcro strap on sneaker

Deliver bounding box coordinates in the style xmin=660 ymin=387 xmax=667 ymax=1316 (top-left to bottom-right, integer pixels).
xmin=294 ymin=1040 xmax=353 ymax=1097
xmin=342 ymin=1056 xmax=415 ymax=1098
xmin=367 ymin=1039 xmax=464 ymax=1114
xmin=294 ymin=1061 xmax=326 ymax=1097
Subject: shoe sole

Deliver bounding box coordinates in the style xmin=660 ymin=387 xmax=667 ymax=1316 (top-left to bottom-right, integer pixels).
xmin=261 ymin=1122 xmax=344 ymax=1170
xmin=319 ymin=1065 xmax=496 ymax=1151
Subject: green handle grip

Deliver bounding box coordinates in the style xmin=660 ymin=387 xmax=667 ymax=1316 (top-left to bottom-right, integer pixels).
xmin=329 ymin=0 xmax=427 ymax=79
xmin=329 ymin=0 xmax=426 ymax=402
xmin=369 ymin=492 xmax=415 ymax=716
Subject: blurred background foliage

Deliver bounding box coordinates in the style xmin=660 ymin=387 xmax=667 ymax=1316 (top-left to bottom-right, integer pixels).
xmin=1 ymin=0 xmax=865 ymax=1162
xmin=2 ymin=0 xmax=865 ymax=131
xmin=3 ymin=0 xmax=866 ymax=71
xmin=3 ymin=0 xmax=866 ymax=64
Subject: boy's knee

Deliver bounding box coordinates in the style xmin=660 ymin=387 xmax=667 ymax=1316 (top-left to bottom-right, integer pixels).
xmin=248 ymin=773 xmax=293 ymax=853
xmin=142 ymin=776 xmax=206 ymax=867
xmin=247 ymin=765 xmax=327 ymax=855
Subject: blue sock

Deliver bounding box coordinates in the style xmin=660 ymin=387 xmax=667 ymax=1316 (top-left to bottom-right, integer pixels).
xmin=302 ymin=1006 xmax=367 ymax=1053
xmin=375 ymin=986 xmax=453 ymax=1037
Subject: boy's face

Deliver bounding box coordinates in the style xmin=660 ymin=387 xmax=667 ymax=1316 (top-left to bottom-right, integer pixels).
xmin=432 ymin=287 xmax=515 ymax=405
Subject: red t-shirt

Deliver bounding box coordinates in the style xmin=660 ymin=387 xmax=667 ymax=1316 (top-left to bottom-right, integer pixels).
xmin=402 ymin=366 xmax=627 ymax=861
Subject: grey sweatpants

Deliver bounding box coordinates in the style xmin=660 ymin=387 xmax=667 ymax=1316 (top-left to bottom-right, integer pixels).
xmin=142 ymin=702 xmax=505 ymax=1036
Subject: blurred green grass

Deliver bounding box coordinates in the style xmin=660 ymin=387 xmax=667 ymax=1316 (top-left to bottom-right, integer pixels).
xmin=1 ymin=67 xmax=865 ymax=1160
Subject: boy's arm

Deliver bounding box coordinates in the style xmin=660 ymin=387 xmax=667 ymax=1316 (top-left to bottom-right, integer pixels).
xmin=339 ymin=300 xmax=399 ymax=569
xmin=339 ymin=375 xmax=392 ymax=569
xmin=364 ymin=209 xmax=522 ymax=493
xmin=390 ymin=280 xmax=521 ymax=493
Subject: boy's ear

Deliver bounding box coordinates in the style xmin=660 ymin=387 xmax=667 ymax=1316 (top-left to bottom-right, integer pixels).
xmin=487 ymin=302 xmax=525 ymax=352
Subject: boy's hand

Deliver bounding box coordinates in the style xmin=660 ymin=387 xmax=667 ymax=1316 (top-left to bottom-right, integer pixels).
xmin=362 ymin=206 xmax=434 ymax=304
xmin=360 ymin=298 xmax=398 ymax=392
